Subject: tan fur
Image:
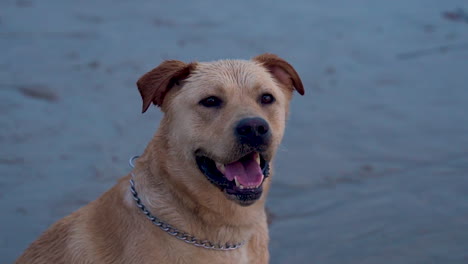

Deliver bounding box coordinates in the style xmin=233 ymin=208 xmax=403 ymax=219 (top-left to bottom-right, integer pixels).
xmin=16 ymin=53 xmax=303 ymax=264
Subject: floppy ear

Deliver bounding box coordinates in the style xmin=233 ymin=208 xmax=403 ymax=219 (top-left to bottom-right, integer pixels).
xmin=137 ymin=60 xmax=196 ymax=113
xmin=252 ymin=53 xmax=304 ymax=95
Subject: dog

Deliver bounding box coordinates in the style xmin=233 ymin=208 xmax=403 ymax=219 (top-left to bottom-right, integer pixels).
xmin=16 ymin=53 xmax=304 ymax=264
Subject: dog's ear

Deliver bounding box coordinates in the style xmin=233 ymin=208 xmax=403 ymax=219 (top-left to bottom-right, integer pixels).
xmin=137 ymin=60 xmax=196 ymax=113
xmin=252 ymin=53 xmax=304 ymax=95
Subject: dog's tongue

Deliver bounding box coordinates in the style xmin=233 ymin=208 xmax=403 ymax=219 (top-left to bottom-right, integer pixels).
xmin=224 ymin=153 xmax=263 ymax=187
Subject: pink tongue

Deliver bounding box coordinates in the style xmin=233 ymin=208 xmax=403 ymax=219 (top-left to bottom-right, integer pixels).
xmin=224 ymin=153 xmax=263 ymax=187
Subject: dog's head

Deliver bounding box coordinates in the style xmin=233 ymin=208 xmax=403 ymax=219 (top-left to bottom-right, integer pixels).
xmin=137 ymin=54 xmax=304 ymax=206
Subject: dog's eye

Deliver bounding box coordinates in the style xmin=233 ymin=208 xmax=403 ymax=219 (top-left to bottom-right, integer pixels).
xmin=199 ymin=96 xmax=223 ymax=108
xmin=260 ymin=94 xmax=275 ymax=105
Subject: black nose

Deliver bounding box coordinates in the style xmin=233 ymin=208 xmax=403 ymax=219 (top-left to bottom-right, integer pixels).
xmin=235 ymin=117 xmax=271 ymax=146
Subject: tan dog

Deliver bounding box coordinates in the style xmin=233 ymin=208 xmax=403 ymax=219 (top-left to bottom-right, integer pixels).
xmin=16 ymin=53 xmax=304 ymax=264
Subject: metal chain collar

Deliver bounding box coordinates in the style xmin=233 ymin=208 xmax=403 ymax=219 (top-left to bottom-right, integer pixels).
xmin=128 ymin=156 xmax=245 ymax=251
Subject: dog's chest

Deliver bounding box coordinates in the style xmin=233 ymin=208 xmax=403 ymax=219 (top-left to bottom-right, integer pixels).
xmin=141 ymin=245 xmax=251 ymax=264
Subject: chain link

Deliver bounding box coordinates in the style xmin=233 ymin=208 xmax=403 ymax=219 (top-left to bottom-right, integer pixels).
xmin=128 ymin=155 xmax=245 ymax=251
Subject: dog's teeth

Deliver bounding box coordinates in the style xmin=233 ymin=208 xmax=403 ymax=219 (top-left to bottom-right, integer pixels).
xmin=216 ymin=162 xmax=225 ymax=174
xmin=255 ymin=153 xmax=260 ymax=164
xmin=254 ymin=175 xmax=265 ymax=188
xmin=234 ymin=176 xmax=240 ymax=187
xmin=235 ymin=177 xmax=246 ymax=189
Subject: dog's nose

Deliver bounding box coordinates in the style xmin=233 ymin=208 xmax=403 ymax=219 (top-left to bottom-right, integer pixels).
xmin=235 ymin=117 xmax=271 ymax=146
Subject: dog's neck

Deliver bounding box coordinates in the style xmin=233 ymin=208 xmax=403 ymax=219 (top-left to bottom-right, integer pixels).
xmin=129 ymin=133 xmax=268 ymax=246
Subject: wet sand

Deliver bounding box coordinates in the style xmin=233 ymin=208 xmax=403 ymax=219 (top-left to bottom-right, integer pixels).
xmin=1 ymin=0 xmax=468 ymax=263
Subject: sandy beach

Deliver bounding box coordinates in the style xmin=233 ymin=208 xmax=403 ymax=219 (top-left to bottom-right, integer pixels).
xmin=1 ymin=0 xmax=468 ymax=263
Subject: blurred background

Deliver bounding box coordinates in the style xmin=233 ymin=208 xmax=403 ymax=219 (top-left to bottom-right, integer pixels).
xmin=1 ymin=0 xmax=468 ymax=263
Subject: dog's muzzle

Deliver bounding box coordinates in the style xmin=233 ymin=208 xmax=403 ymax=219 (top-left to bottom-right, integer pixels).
xmin=195 ymin=117 xmax=273 ymax=206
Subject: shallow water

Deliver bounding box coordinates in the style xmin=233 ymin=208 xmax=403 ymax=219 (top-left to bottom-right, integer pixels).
xmin=1 ymin=0 xmax=468 ymax=263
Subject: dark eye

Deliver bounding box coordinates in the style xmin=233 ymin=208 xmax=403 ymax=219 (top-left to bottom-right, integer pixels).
xmin=199 ymin=96 xmax=223 ymax=108
xmin=260 ymin=93 xmax=275 ymax=105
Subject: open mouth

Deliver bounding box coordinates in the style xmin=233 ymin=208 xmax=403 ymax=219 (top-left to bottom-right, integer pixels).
xmin=195 ymin=151 xmax=270 ymax=206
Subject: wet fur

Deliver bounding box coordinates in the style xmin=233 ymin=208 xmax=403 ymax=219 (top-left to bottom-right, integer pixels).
xmin=16 ymin=53 xmax=304 ymax=264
